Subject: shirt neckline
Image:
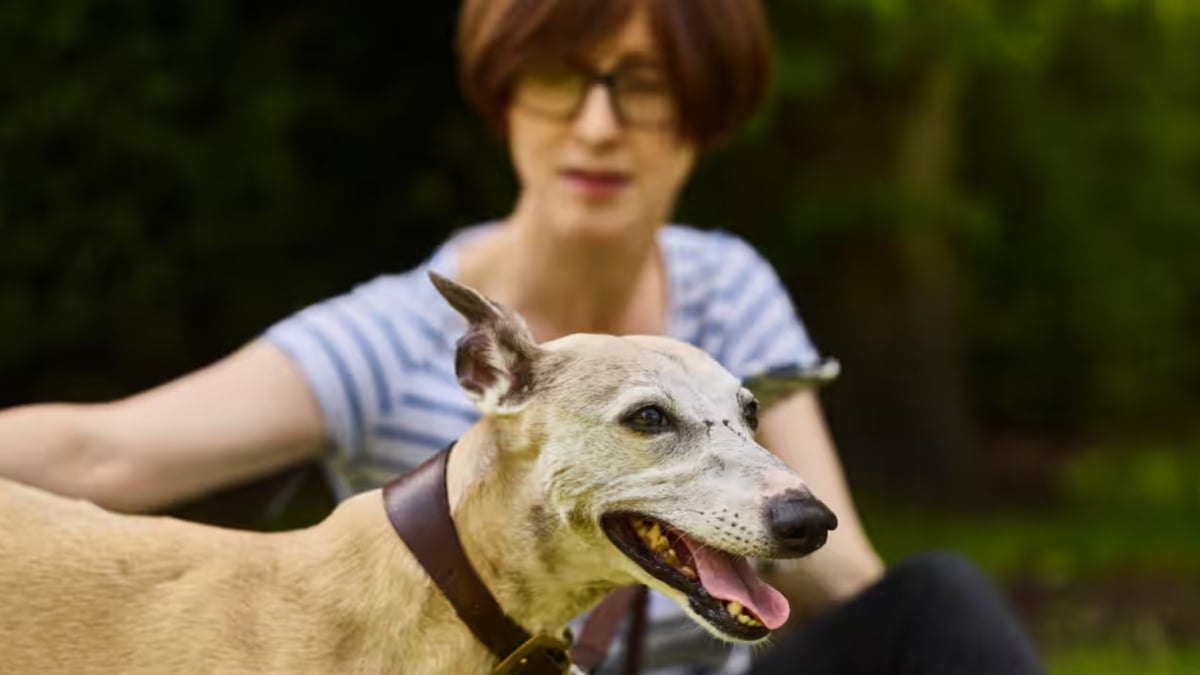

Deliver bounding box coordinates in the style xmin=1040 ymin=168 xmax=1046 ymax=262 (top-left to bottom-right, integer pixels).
xmin=423 ymin=223 xmax=689 ymax=344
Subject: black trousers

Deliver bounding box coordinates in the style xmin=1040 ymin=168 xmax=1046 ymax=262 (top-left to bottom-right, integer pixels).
xmin=749 ymin=551 xmax=1045 ymax=675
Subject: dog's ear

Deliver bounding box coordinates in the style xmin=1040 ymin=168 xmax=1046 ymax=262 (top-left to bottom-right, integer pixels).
xmin=429 ymin=271 xmax=540 ymax=414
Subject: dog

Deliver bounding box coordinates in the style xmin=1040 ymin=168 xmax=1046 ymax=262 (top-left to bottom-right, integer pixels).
xmin=0 ymin=274 xmax=837 ymax=674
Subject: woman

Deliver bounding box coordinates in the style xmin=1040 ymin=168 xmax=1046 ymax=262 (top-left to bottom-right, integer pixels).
xmin=0 ymin=0 xmax=1042 ymax=673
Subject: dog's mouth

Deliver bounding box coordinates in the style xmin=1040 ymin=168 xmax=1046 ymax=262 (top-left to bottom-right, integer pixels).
xmin=600 ymin=512 xmax=788 ymax=642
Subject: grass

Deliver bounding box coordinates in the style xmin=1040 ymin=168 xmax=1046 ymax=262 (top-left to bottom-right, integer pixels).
xmin=857 ymin=441 xmax=1200 ymax=674
xmin=864 ymin=499 xmax=1197 ymax=582
xmin=1048 ymin=640 xmax=1200 ymax=675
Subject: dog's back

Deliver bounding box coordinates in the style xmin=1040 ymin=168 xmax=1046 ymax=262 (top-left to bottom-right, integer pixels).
xmin=0 ymin=477 xmax=271 ymax=674
xmin=0 ymin=476 xmax=440 ymax=675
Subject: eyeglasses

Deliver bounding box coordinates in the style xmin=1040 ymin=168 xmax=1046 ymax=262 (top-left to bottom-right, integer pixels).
xmin=513 ymin=61 xmax=676 ymax=129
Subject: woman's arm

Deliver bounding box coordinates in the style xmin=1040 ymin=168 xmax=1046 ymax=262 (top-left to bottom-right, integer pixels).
xmin=757 ymin=389 xmax=885 ymax=617
xmin=0 ymin=339 xmax=325 ymax=513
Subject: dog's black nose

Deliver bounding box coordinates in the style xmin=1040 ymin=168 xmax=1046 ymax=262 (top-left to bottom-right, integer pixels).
xmin=764 ymin=490 xmax=838 ymax=556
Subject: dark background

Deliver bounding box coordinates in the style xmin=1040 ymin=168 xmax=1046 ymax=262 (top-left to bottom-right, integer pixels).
xmin=2 ymin=2 xmax=1197 ymax=671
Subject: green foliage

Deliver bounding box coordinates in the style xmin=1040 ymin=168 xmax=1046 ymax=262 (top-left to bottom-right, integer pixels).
xmin=0 ymin=2 xmax=511 ymax=404
xmin=685 ymin=0 xmax=1200 ymax=438
xmin=961 ymin=2 xmax=1200 ymax=432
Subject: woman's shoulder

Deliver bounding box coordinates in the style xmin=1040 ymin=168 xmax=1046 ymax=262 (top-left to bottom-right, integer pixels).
xmin=661 ymin=224 xmax=776 ymax=292
xmin=338 ymin=268 xmax=438 ymax=316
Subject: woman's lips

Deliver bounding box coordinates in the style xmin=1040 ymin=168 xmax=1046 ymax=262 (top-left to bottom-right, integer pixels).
xmin=560 ymin=169 xmax=631 ymax=199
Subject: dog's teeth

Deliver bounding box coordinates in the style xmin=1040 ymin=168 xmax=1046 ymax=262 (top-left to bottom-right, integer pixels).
xmin=740 ymin=614 xmax=762 ymax=627
xmin=680 ymin=565 xmax=697 ymax=579
xmin=735 ymin=613 xmax=763 ymax=627
xmin=632 ymin=518 xmax=690 ymax=568
xmin=647 ymin=524 xmax=669 ymax=553
xmin=726 ymin=602 xmax=743 ymax=617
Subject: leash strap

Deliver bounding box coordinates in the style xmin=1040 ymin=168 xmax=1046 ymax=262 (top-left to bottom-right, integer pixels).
xmin=571 ymin=586 xmax=647 ymax=673
xmin=384 ymin=445 xmax=646 ymax=674
xmin=620 ymin=585 xmax=649 ymax=675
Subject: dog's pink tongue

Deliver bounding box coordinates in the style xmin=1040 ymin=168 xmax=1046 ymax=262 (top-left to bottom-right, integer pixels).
xmin=691 ymin=545 xmax=790 ymax=630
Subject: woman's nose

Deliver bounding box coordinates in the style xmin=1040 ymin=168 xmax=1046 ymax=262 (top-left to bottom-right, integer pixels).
xmin=572 ymin=83 xmax=622 ymax=144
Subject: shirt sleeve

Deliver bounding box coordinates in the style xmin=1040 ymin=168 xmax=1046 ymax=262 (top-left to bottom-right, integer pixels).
xmin=262 ymin=275 xmax=416 ymax=460
xmin=709 ymin=233 xmax=822 ymax=381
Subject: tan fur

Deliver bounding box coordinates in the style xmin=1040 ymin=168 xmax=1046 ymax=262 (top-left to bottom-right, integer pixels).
xmin=0 ymin=280 xmax=829 ymax=674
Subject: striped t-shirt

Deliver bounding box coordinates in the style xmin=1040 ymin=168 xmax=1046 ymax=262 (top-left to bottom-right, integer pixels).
xmin=264 ymin=222 xmax=821 ymax=673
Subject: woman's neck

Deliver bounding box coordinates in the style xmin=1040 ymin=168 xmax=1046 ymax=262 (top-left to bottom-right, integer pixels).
xmin=457 ymin=215 xmax=667 ymax=340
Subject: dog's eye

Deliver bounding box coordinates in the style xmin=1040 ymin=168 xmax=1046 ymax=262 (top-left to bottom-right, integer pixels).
xmin=743 ymin=400 xmax=759 ymax=431
xmin=624 ymin=405 xmax=671 ymax=433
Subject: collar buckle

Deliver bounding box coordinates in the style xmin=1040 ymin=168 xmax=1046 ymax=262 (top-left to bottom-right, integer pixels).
xmin=491 ymin=632 xmax=572 ymax=675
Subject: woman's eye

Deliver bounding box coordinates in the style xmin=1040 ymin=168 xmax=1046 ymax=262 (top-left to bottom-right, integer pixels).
xmin=625 ymin=405 xmax=670 ymax=432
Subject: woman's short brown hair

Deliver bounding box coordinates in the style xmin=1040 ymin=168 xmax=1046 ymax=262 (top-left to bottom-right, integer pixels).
xmin=457 ymin=0 xmax=773 ymax=148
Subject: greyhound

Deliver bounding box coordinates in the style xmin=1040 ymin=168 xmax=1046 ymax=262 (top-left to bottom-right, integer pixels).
xmin=0 ymin=273 xmax=837 ymax=674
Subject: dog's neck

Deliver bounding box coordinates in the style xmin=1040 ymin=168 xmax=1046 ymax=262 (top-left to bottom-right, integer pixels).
xmin=280 ymin=419 xmax=618 ymax=671
xmin=445 ymin=420 xmax=617 ymax=636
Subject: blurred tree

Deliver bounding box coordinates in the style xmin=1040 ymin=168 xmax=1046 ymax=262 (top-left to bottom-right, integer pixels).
xmin=683 ymin=0 xmax=1200 ymax=498
xmin=0 ymin=1 xmax=510 ymax=406
xmin=962 ymin=1 xmax=1200 ymax=438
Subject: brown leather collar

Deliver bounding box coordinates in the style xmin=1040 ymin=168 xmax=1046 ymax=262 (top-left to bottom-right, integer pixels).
xmin=382 ymin=444 xmax=645 ymax=674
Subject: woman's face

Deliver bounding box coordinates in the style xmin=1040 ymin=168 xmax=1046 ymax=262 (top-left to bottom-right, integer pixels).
xmin=506 ymin=10 xmax=697 ymax=241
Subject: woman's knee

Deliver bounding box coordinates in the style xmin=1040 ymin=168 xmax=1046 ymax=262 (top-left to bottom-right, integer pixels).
xmin=890 ymin=550 xmax=990 ymax=593
xmin=882 ymin=550 xmax=1014 ymax=618
xmin=878 ymin=550 xmax=1045 ymax=673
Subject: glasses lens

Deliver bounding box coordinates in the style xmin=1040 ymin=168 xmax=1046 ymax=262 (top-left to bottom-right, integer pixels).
xmin=514 ymin=63 xmax=587 ymax=119
xmin=612 ymin=66 xmax=674 ymax=126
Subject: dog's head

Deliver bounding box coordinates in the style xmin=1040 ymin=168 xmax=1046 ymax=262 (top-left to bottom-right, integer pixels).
xmin=431 ymin=273 xmax=837 ymax=643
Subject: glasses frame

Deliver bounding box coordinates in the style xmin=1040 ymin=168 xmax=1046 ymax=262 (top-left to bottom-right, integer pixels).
xmin=514 ymin=62 xmax=676 ymax=130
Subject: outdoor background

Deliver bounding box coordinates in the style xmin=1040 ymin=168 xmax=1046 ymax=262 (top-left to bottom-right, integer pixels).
xmin=2 ymin=1 xmax=1197 ymax=672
